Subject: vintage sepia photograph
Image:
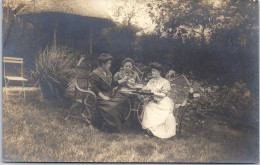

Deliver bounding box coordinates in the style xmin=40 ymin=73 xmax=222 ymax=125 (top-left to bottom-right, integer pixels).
xmin=2 ymin=0 xmax=259 ymax=163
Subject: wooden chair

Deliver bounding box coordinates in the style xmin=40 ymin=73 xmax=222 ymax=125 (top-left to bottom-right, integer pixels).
xmin=3 ymin=57 xmax=28 ymax=98
xmin=65 ymin=57 xmax=97 ymax=126
xmin=168 ymin=75 xmax=191 ymax=135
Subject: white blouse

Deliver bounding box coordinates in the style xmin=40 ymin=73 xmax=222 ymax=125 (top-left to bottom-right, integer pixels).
xmin=143 ymin=77 xmax=171 ymax=101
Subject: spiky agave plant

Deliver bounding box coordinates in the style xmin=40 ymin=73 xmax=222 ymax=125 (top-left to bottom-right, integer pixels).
xmin=32 ymin=44 xmax=78 ymax=99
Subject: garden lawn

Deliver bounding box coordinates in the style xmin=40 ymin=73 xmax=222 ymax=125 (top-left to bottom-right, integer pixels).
xmin=2 ymin=88 xmax=259 ymax=162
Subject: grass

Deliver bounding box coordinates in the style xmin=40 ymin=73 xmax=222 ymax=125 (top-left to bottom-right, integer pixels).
xmin=2 ymin=87 xmax=259 ymax=162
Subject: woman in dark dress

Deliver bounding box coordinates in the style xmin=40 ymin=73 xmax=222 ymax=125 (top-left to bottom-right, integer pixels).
xmin=90 ymin=53 xmax=129 ymax=132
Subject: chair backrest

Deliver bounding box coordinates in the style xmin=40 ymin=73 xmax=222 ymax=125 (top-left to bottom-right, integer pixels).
xmin=168 ymin=75 xmax=191 ymax=106
xmin=3 ymin=57 xmax=24 ymax=78
xmin=76 ymin=57 xmax=91 ymax=90
xmin=132 ymin=65 xmax=144 ymax=81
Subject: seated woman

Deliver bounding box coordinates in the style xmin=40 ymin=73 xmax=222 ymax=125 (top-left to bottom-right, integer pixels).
xmin=141 ymin=62 xmax=176 ymax=139
xmin=114 ymin=57 xmax=142 ymax=89
xmin=90 ymin=53 xmax=129 ymax=133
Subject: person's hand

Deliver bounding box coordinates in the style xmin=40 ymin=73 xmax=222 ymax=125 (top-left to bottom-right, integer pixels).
xmin=98 ymin=92 xmax=110 ymax=100
xmin=141 ymin=87 xmax=151 ymax=92
xmin=112 ymin=87 xmax=118 ymax=94
xmin=153 ymin=92 xmax=166 ymax=98
xmin=102 ymin=95 xmax=110 ymax=101
xmin=141 ymin=87 xmax=146 ymax=91
xmin=118 ymin=76 xmax=129 ymax=84
xmin=127 ymin=79 xmax=135 ymax=87
xmin=123 ymin=76 xmax=130 ymax=82
xmin=137 ymin=95 xmax=145 ymax=100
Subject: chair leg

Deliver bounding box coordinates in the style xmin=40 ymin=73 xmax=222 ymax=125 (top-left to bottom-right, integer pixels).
xmin=132 ymin=102 xmax=137 ymax=119
xmin=81 ymin=105 xmax=92 ymax=125
xmin=132 ymin=102 xmax=140 ymax=121
xmin=23 ymin=81 xmax=26 ymax=98
xmin=40 ymin=91 xmax=43 ymax=100
xmin=5 ymin=79 xmax=9 ymax=99
xmin=19 ymin=81 xmax=26 ymax=98
xmin=125 ymin=110 xmax=132 ymax=120
xmin=137 ymin=103 xmax=143 ymax=123
xmin=178 ymin=109 xmax=184 ymax=135
xmin=65 ymin=102 xmax=80 ymax=120
xmin=179 ymin=117 xmax=182 ymax=135
xmin=125 ymin=97 xmax=132 ymax=120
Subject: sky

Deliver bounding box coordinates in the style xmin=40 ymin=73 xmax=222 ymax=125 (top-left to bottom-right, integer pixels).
xmin=105 ymin=0 xmax=157 ymax=35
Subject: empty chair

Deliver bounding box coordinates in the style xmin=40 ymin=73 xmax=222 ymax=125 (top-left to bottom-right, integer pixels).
xmin=65 ymin=56 xmax=97 ymax=126
xmin=168 ymin=75 xmax=191 ymax=135
xmin=3 ymin=57 xmax=28 ymax=98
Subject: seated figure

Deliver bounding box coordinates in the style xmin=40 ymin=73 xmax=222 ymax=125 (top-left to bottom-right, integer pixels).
xmin=141 ymin=62 xmax=176 ymax=139
xmin=90 ymin=53 xmax=129 ymax=132
xmin=114 ymin=57 xmax=141 ymax=89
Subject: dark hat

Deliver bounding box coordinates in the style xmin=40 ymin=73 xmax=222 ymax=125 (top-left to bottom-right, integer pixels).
xmin=97 ymin=53 xmax=113 ymax=66
xmin=122 ymin=57 xmax=135 ymax=66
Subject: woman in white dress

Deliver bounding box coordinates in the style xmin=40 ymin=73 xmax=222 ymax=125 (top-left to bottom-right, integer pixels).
xmin=141 ymin=62 xmax=176 ymax=139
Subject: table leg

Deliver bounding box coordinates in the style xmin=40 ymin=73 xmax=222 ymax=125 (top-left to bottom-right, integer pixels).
xmin=125 ymin=97 xmax=132 ymax=120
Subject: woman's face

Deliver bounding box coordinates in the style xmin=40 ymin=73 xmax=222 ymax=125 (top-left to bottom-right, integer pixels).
xmin=123 ymin=61 xmax=133 ymax=73
xmin=151 ymin=68 xmax=161 ymax=78
xmin=102 ymin=60 xmax=112 ymax=71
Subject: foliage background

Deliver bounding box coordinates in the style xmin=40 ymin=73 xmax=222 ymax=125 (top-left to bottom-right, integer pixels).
xmin=3 ymin=0 xmax=258 ymax=91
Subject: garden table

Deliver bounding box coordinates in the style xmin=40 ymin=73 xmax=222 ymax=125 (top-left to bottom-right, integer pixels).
xmin=118 ymin=86 xmax=154 ymax=122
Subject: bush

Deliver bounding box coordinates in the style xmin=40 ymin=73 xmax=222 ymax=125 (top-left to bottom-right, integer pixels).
xmin=32 ymin=44 xmax=78 ymax=99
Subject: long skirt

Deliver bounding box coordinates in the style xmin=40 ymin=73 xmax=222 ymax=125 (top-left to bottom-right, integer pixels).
xmin=94 ymin=96 xmax=129 ymax=132
xmin=141 ymin=97 xmax=176 ymax=139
